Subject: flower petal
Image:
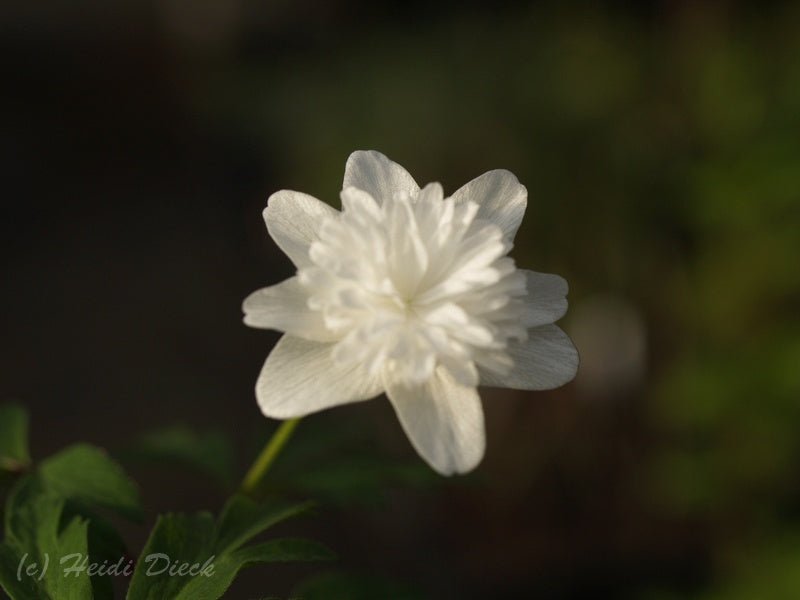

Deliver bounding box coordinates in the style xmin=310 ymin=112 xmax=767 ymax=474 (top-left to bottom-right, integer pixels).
xmin=243 ymin=277 xmax=338 ymax=342
xmin=343 ymin=150 xmax=419 ymax=205
xmin=385 ymin=368 xmax=485 ymax=475
xmin=451 ymin=169 xmax=527 ymax=241
xmin=480 ymin=324 xmax=578 ymax=390
xmin=521 ymin=270 xmax=569 ymax=328
xmin=256 ymin=336 xmax=382 ymax=419
xmin=263 ymin=190 xmax=339 ymax=268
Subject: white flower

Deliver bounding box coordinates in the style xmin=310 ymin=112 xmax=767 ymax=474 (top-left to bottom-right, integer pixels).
xmin=243 ymin=151 xmax=578 ymax=475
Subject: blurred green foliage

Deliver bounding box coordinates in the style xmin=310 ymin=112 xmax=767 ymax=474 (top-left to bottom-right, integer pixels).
xmin=265 ymin=417 xmax=443 ymax=508
xmin=121 ymin=425 xmax=236 ymax=489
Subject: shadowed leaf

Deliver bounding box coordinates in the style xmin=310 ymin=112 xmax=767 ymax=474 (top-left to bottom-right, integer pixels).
xmin=39 ymin=445 xmax=143 ymax=522
xmin=122 ymin=426 xmax=235 ymax=488
xmin=127 ymin=499 xmax=332 ymax=600
xmin=0 ymin=404 xmax=30 ymax=473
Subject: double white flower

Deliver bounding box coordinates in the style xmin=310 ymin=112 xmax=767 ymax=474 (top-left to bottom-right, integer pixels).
xmin=243 ymin=151 xmax=578 ymax=475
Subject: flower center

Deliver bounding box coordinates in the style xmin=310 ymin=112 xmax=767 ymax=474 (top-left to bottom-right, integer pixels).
xmin=298 ymin=184 xmax=529 ymax=387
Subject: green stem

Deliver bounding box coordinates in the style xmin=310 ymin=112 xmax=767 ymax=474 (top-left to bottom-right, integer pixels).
xmin=241 ymin=418 xmax=300 ymax=495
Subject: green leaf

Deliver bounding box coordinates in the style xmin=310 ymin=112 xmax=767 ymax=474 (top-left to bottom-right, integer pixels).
xmin=228 ymin=538 xmax=334 ymax=563
xmin=125 ymin=512 xmax=216 ymax=600
xmin=127 ymin=499 xmax=332 ymax=600
xmin=61 ymin=502 xmax=128 ymax=600
xmin=38 ymin=444 xmax=143 ymax=522
xmin=215 ymin=495 xmax=315 ymax=553
xmin=48 ymin=516 xmax=93 ymax=600
xmin=3 ymin=468 xmax=133 ymax=599
xmin=0 ymin=542 xmax=41 ymax=600
xmin=0 ymin=404 xmax=30 ymax=472
xmin=2 ymin=478 xmax=93 ymax=600
xmin=176 ymin=538 xmax=334 ymax=599
xmin=122 ymin=426 xmax=235 ymax=487
xmin=0 ymin=417 xmax=136 ymax=599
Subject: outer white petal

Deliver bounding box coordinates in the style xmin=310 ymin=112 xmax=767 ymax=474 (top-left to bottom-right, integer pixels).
xmin=385 ymin=367 xmax=485 ymax=475
xmin=343 ymin=150 xmax=419 ymax=205
xmin=451 ymin=169 xmax=527 ymax=241
xmin=521 ymin=270 xmax=569 ymax=328
xmin=256 ymin=336 xmax=382 ymax=419
xmin=263 ymin=190 xmax=339 ymax=268
xmin=243 ymin=277 xmax=338 ymax=342
xmin=480 ymin=324 xmax=579 ymax=390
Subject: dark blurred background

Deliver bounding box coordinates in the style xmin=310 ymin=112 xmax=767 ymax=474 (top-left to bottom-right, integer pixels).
xmin=2 ymin=1 xmax=800 ymax=598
